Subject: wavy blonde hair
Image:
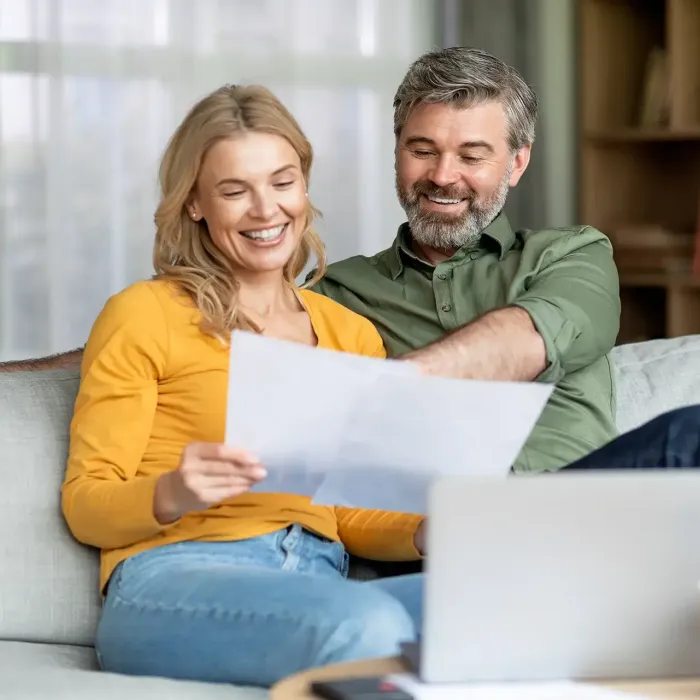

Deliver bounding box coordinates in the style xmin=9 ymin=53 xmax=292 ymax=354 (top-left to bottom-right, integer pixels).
xmin=153 ymin=84 xmax=326 ymax=338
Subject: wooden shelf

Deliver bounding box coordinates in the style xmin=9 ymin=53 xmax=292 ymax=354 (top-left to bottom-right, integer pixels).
xmin=619 ymin=272 xmax=700 ymax=288
xmin=579 ymin=0 xmax=700 ymax=343
xmin=586 ymin=128 xmax=700 ymax=142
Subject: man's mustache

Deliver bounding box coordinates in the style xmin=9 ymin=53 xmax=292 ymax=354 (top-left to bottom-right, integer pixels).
xmin=411 ymin=181 xmax=474 ymax=202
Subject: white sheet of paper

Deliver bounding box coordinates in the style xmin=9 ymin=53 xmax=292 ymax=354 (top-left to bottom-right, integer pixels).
xmin=225 ymin=330 xmax=553 ymax=513
xmin=387 ymin=674 xmax=650 ymax=700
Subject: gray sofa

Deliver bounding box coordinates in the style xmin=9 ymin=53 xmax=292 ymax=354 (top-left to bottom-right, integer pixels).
xmin=2 ymin=335 xmax=700 ymax=699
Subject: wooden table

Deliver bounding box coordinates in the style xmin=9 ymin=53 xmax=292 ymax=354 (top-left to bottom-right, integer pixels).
xmin=271 ymin=657 xmax=700 ymax=699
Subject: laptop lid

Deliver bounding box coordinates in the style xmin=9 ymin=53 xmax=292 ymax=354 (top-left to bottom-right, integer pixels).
xmin=420 ymin=472 xmax=700 ymax=684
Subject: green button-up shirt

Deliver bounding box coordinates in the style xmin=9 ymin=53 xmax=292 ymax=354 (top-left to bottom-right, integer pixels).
xmin=311 ymin=213 xmax=621 ymax=473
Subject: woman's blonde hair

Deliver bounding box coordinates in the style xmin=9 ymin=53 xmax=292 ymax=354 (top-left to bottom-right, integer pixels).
xmin=153 ymin=84 xmax=326 ymax=338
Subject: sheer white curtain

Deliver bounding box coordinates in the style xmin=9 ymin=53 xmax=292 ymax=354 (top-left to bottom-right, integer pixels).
xmin=0 ymin=0 xmax=436 ymax=360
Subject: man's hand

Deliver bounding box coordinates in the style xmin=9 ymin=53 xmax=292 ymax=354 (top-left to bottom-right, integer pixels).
xmin=414 ymin=517 xmax=428 ymax=556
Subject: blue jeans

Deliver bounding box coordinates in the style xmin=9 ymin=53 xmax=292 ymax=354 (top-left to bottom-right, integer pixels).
xmin=96 ymin=524 xmax=423 ymax=688
xmin=96 ymin=405 xmax=700 ymax=687
xmin=562 ymin=405 xmax=700 ymax=471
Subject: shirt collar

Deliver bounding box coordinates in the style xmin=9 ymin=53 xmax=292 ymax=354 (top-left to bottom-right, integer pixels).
xmin=387 ymin=211 xmax=516 ymax=280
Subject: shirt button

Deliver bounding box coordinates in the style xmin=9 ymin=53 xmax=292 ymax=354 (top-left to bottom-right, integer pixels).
xmin=469 ymin=252 xmax=478 ymax=260
xmin=437 ymin=273 xmax=447 ymax=280
xmin=441 ymin=303 xmax=452 ymax=312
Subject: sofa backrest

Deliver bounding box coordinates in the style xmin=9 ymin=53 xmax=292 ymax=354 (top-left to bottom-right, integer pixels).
xmin=0 ymin=368 xmax=100 ymax=647
xmin=2 ymin=335 xmax=700 ymax=646
xmin=610 ymin=335 xmax=700 ymax=434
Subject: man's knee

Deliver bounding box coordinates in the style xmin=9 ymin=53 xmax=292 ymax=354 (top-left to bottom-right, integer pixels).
xmin=651 ymin=404 xmax=700 ymax=435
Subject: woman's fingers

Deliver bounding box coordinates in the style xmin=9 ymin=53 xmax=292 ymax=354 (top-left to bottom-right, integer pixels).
xmin=191 ymin=475 xmax=262 ymax=490
xmin=185 ymin=442 xmax=260 ymax=465
xmin=180 ymin=455 xmax=266 ymax=478
xmin=192 ymin=459 xmax=265 ymax=477
xmin=200 ymin=461 xmax=267 ymax=480
xmin=198 ymin=482 xmax=263 ymax=502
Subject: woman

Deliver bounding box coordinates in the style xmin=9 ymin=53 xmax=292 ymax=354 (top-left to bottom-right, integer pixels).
xmin=61 ymin=84 xmax=424 ymax=688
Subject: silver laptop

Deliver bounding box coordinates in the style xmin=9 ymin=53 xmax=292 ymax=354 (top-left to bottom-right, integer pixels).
xmin=406 ymin=472 xmax=700 ymax=683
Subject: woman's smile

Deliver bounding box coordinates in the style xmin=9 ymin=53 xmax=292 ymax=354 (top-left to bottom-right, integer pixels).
xmin=238 ymin=222 xmax=289 ymax=245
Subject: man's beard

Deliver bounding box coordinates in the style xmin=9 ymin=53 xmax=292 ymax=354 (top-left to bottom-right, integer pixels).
xmin=395 ymin=167 xmax=511 ymax=251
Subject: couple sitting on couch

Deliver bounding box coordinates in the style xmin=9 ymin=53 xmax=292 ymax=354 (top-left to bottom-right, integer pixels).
xmin=5 ymin=47 xmax=700 ymax=689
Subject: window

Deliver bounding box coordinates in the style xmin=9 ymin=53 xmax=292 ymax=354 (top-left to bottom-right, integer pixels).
xmin=0 ymin=0 xmax=436 ymax=359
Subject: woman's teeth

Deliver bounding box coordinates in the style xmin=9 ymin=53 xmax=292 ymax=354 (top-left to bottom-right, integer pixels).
xmin=240 ymin=224 xmax=286 ymax=241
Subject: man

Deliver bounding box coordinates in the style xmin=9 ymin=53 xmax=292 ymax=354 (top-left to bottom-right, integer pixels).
xmin=3 ymin=47 xmax=700 ymax=472
xmin=315 ymin=46 xmax=700 ymax=474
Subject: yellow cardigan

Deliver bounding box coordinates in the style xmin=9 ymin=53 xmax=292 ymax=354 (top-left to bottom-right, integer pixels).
xmin=61 ymin=280 xmax=422 ymax=591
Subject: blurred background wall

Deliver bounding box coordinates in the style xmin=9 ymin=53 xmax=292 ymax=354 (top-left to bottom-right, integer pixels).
xmin=3 ymin=0 xmax=697 ymax=360
xmin=442 ymin=0 xmax=576 ymax=232
xmin=0 ymin=0 xmax=442 ymax=360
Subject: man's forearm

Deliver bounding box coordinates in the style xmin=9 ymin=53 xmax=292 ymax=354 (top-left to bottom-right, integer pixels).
xmin=0 ymin=347 xmax=84 ymax=373
xmin=403 ymin=307 xmax=546 ymax=381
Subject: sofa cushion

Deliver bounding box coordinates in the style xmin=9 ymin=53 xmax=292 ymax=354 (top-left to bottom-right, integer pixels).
xmin=2 ymin=335 xmax=700 ymax=651
xmin=0 ymin=368 xmax=101 ymax=646
xmin=0 ymin=641 xmax=266 ymax=699
xmin=611 ymin=335 xmax=700 ymax=434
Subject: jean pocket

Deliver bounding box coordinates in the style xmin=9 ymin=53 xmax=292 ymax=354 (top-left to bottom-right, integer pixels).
xmin=340 ymin=550 xmax=350 ymax=578
xmin=323 ymin=539 xmax=349 ymax=576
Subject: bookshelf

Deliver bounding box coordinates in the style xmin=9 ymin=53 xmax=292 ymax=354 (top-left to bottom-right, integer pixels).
xmin=578 ymin=0 xmax=700 ymax=343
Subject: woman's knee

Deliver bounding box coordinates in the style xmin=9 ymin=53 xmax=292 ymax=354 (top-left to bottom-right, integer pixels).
xmin=313 ymin=582 xmax=417 ymax=665
xmin=95 ymin=568 xmax=416 ymax=686
xmin=367 ymin=573 xmax=424 ymax=631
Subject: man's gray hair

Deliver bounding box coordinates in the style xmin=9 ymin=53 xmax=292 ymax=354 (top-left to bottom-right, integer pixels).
xmin=393 ymin=46 xmax=538 ymax=152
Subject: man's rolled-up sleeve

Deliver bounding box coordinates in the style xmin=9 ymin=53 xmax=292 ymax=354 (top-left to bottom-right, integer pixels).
xmin=511 ymin=227 xmax=620 ymax=383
